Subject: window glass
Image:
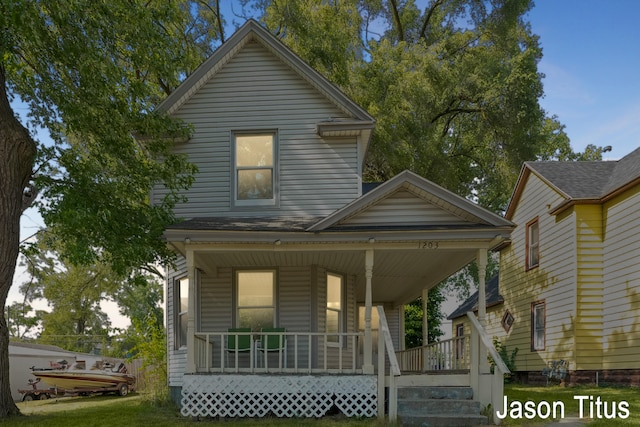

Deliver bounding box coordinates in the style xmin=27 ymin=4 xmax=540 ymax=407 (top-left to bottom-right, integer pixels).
xmin=235 ymin=134 xmax=274 ymax=202
xmin=177 ymin=277 xmax=189 ymax=348
xmin=326 ymin=273 xmax=343 ymax=343
xmin=532 ymin=302 xmax=545 ymax=350
xmin=527 ymin=219 xmax=540 ymax=269
xmin=237 ymin=270 xmax=275 ymax=331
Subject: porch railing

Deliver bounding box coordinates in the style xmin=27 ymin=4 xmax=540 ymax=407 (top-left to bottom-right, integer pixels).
xmin=194 ymin=330 xmax=364 ymax=374
xmin=395 ymin=335 xmax=470 ymax=372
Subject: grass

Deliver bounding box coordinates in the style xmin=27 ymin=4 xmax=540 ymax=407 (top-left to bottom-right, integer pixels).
xmin=1 ymin=394 xmax=385 ymax=427
xmin=499 ymin=383 xmax=640 ymax=426
xmin=2 ymin=385 xmax=639 ymax=426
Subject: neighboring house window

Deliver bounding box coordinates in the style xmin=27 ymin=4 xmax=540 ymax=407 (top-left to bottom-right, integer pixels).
xmin=531 ymin=301 xmax=545 ymax=351
xmin=455 ymin=324 xmax=465 ymax=360
xmin=502 ymin=310 xmax=515 ymax=332
xmin=176 ymin=277 xmax=189 ymax=349
xmin=326 ymin=273 xmax=344 ymax=345
xmin=236 ymin=270 xmax=275 ymax=331
xmin=233 ymin=132 xmax=276 ymax=206
xmin=526 ymin=218 xmax=540 ymax=270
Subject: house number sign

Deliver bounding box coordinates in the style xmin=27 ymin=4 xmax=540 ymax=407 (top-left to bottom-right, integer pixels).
xmin=418 ymin=241 xmax=440 ymax=249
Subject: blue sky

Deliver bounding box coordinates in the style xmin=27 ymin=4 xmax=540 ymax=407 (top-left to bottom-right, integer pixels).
xmin=527 ymin=0 xmax=640 ymax=160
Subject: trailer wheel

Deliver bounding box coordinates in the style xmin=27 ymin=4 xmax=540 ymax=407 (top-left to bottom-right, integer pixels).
xmin=118 ymin=383 xmax=129 ymax=396
xmin=22 ymin=394 xmax=35 ymax=401
xmin=40 ymin=393 xmax=50 ymax=400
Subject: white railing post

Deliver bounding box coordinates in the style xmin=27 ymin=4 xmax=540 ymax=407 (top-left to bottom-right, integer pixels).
xmin=466 ymin=311 xmax=510 ymax=426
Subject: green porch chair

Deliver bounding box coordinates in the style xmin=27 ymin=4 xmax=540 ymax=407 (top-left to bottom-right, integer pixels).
xmin=226 ymin=327 xmax=252 ymax=368
xmin=260 ymin=327 xmax=287 ymax=369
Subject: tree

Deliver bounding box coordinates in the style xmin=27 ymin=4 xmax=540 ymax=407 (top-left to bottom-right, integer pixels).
xmin=404 ymin=285 xmax=445 ymax=348
xmin=0 ymin=1 xmax=226 ymax=416
xmin=244 ymin=0 xmax=602 ymax=342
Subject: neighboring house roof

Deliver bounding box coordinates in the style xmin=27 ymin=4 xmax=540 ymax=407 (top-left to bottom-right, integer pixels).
xmin=506 ymin=146 xmax=640 ymax=218
xmin=9 ymin=341 xmax=73 ymax=354
xmin=447 ymin=275 xmax=503 ymax=320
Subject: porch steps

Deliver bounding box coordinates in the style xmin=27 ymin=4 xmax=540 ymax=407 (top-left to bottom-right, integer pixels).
xmin=397 ymin=386 xmax=488 ymax=427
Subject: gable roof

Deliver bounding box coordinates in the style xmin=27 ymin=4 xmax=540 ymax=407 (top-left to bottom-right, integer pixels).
xmin=506 ymin=146 xmax=640 ymax=218
xmin=308 ymin=170 xmax=514 ymax=232
xmin=447 ymin=275 xmax=503 ymax=320
xmin=157 ymin=19 xmax=374 ymax=125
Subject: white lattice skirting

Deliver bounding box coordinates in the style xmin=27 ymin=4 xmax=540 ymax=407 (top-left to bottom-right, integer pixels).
xmin=181 ymin=374 xmax=377 ymax=418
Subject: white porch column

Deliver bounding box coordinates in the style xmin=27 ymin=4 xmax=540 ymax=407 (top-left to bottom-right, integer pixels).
xmin=186 ymin=248 xmax=197 ymax=373
xmin=476 ymin=248 xmax=489 ymax=375
xmin=421 ymin=288 xmax=428 ymax=346
xmin=363 ymin=249 xmax=374 ymax=374
xmin=477 ymin=248 xmax=487 ymax=327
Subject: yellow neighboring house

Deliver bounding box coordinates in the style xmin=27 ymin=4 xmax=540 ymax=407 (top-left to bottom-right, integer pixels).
xmin=451 ymin=148 xmax=640 ymax=385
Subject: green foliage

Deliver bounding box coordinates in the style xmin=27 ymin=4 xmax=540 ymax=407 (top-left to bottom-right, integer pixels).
xmin=404 ymin=285 xmax=445 ymax=348
xmin=130 ymin=313 xmax=168 ymax=403
xmin=489 ymin=337 xmax=518 ymax=382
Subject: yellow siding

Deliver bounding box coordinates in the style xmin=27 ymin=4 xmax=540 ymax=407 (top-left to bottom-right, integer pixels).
xmin=602 ymin=186 xmax=640 ymax=369
xmin=574 ymin=204 xmax=604 ymax=370
xmin=499 ymin=174 xmax=576 ymax=372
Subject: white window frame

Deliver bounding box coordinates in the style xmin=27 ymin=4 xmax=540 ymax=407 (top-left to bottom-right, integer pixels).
xmin=526 ymin=217 xmax=540 ymax=270
xmin=176 ymin=277 xmax=189 ymax=350
xmin=232 ymin=131 xmax=278 ymax=208
xmin=235 ymin=269 xmax=276 ymax=331
xmin=326 ymin=272 xmax=344 ymax=346
xmin=531 ymin=301 xmax=545 ymax=351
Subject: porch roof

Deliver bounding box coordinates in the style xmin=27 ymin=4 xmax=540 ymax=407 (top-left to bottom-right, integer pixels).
xmin=164 ymin=171 xmax=513 ymax=305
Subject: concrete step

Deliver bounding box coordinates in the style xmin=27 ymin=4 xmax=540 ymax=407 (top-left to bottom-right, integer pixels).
xmin=397 ymin=386 xmax=487 ymax=427
xmin=397 ymin=386 xmax=473 ymax=400
xmin=398 ymin=397 xmax=481 ymax=415
xmin=399 ymin=413 xmax=489 ymax=427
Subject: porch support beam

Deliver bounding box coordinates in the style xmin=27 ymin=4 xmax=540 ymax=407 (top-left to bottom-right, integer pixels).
xmin=477 ymin=248 xmax=487 ymax=326
xmin=186 ymin=248 xmax=197 ymax=373
xmin=422 ymin=288 xmax=428 ymax=347
xmin=476 ymin=248 xmax=489 ymax=375
xmin=363 ymin=249 xmax=374 ymax=374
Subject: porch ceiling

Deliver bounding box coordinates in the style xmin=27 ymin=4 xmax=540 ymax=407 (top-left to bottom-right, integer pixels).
xmin=192 ymin=246 xmax=479 ymax=306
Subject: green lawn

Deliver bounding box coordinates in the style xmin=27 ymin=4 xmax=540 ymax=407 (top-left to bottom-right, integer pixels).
xmin=2 ymin=386 xmax=639 ymax=426
xmin=3 ymin=394 xmax=384 ymax=427
xmin=499 ymin=384 xmax=640 ymax=426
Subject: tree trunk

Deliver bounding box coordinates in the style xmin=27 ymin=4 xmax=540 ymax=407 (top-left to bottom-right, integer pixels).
xmin=0 ymin=67 xmax=37 ymax=418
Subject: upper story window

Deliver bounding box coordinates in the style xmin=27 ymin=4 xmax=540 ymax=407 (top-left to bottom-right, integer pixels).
xmin=236 ymin=270 xmax=276 ymax=331
xmin=233 ymin=132 xmax=276 ymax=207
xmin=526 ymin=217 xmax=539 ymax=270
xmin=176 ymin=277 xmax=189 ymax=349
xmin=326 ymin=273 xmax=344 ymax=345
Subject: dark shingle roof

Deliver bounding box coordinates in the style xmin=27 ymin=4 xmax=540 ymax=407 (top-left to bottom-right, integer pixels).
xmin=526 ymin=146 xmax=640 ymax=199
xmin=447 ymin=275 xmax=503 ymax=320
xmin=168 ymin=216 xmax=321 ymax=232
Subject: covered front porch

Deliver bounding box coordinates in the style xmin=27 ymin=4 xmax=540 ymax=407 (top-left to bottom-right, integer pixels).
xmin=167 ymin=171 xmax=514 ymax=423
xmin=175 ymin=241 xmax=509 ymax=422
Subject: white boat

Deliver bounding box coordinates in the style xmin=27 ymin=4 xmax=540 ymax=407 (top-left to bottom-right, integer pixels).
xmin=31 ymin=360 xmax=135 ymax=394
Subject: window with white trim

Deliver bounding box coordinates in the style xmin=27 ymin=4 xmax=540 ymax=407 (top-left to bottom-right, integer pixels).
xmin=236 ymin=270 xmax=275 ymax=331
xmin=531 ymin=301 xmax=545 ymax=351
xmin=526 ymin=218 xmax=540 ymax=270
xmin=176 ymin=277 xmax=189 ymax=349
xmin=326 ymin=273 xmax=344 ymax=344
xmin=233 ymin=133 xmax=276 ymax=206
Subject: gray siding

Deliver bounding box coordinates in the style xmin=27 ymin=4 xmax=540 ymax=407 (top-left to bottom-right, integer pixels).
xmin=167 ymin=258 xmax=187 ymax=387
xmin=154 ymin=40 xmax=361 ymax=218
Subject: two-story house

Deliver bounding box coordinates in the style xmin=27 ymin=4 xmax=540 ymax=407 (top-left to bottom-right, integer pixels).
xmin=457 ymin=148 xmax=640 ymax=386
xmin=154 ymin=20 xmax=514 ymax=423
